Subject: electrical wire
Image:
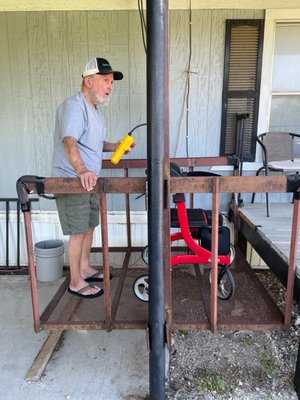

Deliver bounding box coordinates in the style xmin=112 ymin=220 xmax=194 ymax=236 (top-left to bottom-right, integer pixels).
xmin=137 ymin=0 xmax=193 ymax=157
xmin=185 ymin=0 xmax=192 ymax=158
xmin=174 ymin=73 xmax=189 ymax=156
xmin=174 ymin=1 xmax=193 ymax=158
xmin=138 ymin=0 xmax=147 ymax=54
xmin=129 ymin=122 xmax=147 ymax=135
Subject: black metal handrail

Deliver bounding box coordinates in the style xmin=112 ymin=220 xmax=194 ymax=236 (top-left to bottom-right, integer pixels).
xmin=0 ymin=197 xmax=38 ymax=270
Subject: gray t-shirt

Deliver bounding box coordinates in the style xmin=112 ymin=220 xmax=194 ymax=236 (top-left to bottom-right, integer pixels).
xmin=52 ymin=91 xmax=106 ymax=177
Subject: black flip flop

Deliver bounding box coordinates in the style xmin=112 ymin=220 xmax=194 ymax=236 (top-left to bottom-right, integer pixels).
xmin=68 ymin=285 xmax=104 ymax=299
xmin=86 ymin=273 xmax=112 ymax=283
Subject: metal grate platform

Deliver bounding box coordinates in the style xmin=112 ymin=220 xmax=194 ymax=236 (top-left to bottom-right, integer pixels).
xmin=39 ymin=248 xmax=284 ymax=332
xmin=195 ymin=257 xmax=283 ymax=331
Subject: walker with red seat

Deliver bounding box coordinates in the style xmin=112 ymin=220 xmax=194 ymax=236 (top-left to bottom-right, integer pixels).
xmin=133 ymin=164 xmax=235 ymax=302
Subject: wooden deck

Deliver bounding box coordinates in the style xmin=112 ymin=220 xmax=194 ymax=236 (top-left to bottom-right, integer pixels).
xmin=238 ymin=202 xmax=300 ymax=301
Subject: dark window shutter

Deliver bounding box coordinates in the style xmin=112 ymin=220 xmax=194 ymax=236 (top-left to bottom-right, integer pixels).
xmin=220 ymin=20 xmax=264 ymax=161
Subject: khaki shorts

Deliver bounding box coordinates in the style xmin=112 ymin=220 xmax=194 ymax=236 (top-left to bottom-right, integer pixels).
xmin=55 ymin=193 xmax=100 ymax=235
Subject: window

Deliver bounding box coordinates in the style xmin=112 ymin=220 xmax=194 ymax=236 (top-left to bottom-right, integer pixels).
xmin=269 ymin=24 xmax=300 ymax=138
xmin=220 ymin=20 xmax=264 ymax=161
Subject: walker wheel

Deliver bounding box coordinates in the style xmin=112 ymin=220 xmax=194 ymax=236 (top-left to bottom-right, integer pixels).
xmin=142 ymin=245 xmax=149 ymax=265
xmin=229 ymin=243 xmax=236 ymax=265
xmin=209 ymin=266 xmax=235 ymax=300
xmin=133 ymin=274 xmax=149 ymax=302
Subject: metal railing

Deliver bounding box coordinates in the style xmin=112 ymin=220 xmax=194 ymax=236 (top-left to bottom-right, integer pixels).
xmin=0 ymin=198 xmax=38 ymax=271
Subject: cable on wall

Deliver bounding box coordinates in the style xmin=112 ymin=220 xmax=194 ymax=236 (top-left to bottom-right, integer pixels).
xmin=137 ymin=0 xmax=194 ymax=157
xmin=185 ymin=0 xmax=192 ymax=158
xmin=138 ymin=0 xmax=147 ymax=54
xmin=174 ymin=0 xmax=194 ymax=157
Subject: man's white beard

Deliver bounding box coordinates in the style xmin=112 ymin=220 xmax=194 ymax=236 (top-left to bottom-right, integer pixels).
xmin=94 ymin=94 xmax=110 ymax=107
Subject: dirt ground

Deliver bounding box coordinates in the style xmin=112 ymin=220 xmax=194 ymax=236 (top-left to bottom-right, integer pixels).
xmin=166 ymin=270 xmax=300 ymax=400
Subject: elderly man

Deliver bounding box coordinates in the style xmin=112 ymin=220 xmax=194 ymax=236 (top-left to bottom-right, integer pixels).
xmin=52 ymin=58 xmax=123 ymax=299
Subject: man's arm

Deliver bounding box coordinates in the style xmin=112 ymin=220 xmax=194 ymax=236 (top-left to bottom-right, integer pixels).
xmin=63 ymin=136 xmax=88 ymax=174
xmin=63 ymin=136 xmax=97 ymax=191
xmin=103 ymin=140 xmax=133 ymax=154
xmin=103 ymin=140 xmax=119 ymax=152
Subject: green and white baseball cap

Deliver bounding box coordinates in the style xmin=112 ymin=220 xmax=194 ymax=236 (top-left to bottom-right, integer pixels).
xmin=82 ymin=57 xmax=123 ymax=80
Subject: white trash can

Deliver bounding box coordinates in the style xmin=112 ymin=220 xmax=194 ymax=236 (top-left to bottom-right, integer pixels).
xmin=34 ymin=240 xmax=64 ymax=282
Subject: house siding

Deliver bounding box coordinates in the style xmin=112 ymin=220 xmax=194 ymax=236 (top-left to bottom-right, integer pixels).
xmin=0 ymin=9 xmax=263 ymax=205
xmin=2 ymin=7 xmax=300 ymax=265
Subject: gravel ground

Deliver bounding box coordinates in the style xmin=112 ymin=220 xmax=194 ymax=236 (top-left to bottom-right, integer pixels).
xmin=166 ymin=270 xmax=300 ymax=400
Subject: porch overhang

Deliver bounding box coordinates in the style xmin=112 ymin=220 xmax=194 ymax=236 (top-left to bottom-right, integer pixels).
xmin=2 ymin=0 xmax=300 ymax=12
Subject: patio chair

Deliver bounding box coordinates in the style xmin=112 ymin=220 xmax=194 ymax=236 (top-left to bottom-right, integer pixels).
xmin=251 ymin=131 xmax=300 ymax=217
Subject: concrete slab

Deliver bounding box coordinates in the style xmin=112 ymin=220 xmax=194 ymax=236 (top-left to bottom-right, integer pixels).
xmin=0 ymin=276 xmax=149 ymax=400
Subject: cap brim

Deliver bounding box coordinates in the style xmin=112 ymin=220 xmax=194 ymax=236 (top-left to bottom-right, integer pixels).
xmin=96 ymin=70 xmax=123 ymax=80
xmin=113 ymin=71 xmax=123 ymax=80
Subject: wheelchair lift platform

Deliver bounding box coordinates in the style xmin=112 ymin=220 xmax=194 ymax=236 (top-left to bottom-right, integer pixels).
xmin=39 ymin=248 xmax=283 ymax=333
xmin=16 ymin=164 xmax=300 ymax=334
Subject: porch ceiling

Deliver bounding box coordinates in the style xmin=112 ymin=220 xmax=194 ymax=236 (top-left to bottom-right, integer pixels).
xmin=1 ymin=0 xmax=300 ymax=12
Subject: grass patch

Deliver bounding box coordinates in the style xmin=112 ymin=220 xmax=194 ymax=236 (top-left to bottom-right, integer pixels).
xmin=260 ymin=351 xmax=277 ymax=378
xmin=178 ymin=329 xmax=189 ymax=338
xmin=243 ymin=335 xmax=256 ymax=346
xmin=195 ymin=369 xmax=225 ymax=393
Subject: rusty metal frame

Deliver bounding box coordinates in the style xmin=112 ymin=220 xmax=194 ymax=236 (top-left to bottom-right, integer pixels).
xmin=284 ymin=193 xmax=300 ymax=326
xmin=17 ymin=158 xmax=300 ymax=334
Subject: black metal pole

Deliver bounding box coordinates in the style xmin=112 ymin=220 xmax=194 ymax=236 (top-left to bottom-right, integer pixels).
xmin=17 ymin=201 xmax=20 ymax=268
xmin=294 ymin=338 xmax=300 ymax=398
xmin=147 ymin=1 xmax=169 ymax=399
xmin=6 ymin=200 xmax=9 ymax=268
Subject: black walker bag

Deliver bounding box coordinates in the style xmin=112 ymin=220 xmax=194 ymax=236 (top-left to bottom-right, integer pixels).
xmin=199 ymin=225 xmax=231 ymax=255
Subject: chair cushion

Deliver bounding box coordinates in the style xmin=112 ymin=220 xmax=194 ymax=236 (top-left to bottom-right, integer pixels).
xmin=269 ymin=160 xmax=300 ymax=172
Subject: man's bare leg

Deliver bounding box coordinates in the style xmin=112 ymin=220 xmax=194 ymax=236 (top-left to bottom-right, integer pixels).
xmin=79 ymin=227 xmax=101 ymax=279
xmin=68 ymin=231 xmax=101 ymax=295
